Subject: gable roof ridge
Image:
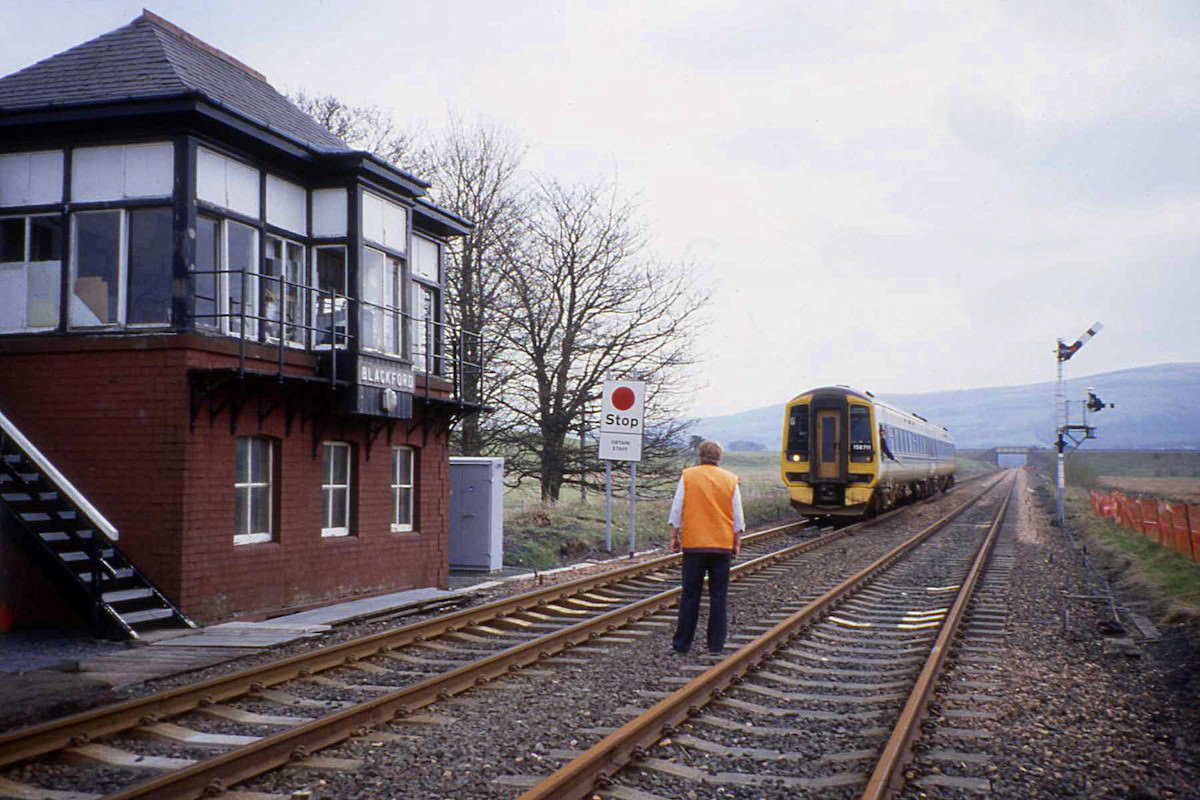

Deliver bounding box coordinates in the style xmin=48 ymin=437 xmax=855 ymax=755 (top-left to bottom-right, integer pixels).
xmin=139 ymin=9 xmax=267 ymax=84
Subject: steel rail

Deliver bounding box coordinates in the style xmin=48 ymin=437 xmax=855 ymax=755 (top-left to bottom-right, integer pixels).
xmin=861 ymin=474 xmax=1014 ymax=799
xmin=0 ymin=518 xmax=798 ymax=770
xmin=97 ymin=522 xmax=857 ymax=799
xmin=514 ymin=475 xmax=1009 ymax=800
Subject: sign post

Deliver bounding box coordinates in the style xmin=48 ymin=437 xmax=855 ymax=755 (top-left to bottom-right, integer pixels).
xmin=599 ymin=378 xmax=645 ymax=554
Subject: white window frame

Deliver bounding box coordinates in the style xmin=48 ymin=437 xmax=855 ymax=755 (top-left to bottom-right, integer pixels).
xmin=263 ymin=233 xmax=307 ymax=348
xmin=68 ymin=207 xmax=175 ymax=329
xmin=312 ymin=244 xmax=348 ymax=350
xmin=195 ymin=214 xmax=260 ymax=339
xmin=361 ymin=245 xmax=403 ymax=357
xmin=321 ymin=441 xmax=352 ymax=538
xmin=391 ymin=446 xmax=414 ymax=532
xmin=409 ymin=235 xmax=442 ymax=374
xmin=68 ymin=209 xmax=126 ymax=328
xmin=234 ymin=436 xmax=274 ymax=545
xmin=0 ymin=213 xmax=62 ymax=333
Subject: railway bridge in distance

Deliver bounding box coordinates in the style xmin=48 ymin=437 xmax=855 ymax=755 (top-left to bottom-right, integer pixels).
xmin=992 ymin=446 xmax=1032 ymax=468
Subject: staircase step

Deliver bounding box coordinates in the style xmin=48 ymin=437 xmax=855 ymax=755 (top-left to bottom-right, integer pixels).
xmin=119 ymin=607 xmax=176 ymax=625
xmin=80 ymin=568 xmax=134 ymax=583
xmin=104 ymin=588 xmax=155 ymax=603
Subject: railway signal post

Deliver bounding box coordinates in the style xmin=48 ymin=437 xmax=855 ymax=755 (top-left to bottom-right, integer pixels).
xmin=1055 ymin=322 xmax=1103 ymax=527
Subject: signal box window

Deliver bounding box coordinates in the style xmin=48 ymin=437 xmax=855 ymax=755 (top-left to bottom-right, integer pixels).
xmin=70 ymin=208 xmax=172 ymax=328
xmin=0 ymin=215 xmax=62 ymax=332
xmin=391 ymin=446 xmax=415 ymax=532
xmin=322 ymin=442 xmax=352 ymax=537
xmin=234 ymin=436 xmax=275 ymax=545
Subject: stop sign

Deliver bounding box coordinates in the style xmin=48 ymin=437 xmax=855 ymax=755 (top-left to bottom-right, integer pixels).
xmin=600 ymin=380 xmax=645 ymax=434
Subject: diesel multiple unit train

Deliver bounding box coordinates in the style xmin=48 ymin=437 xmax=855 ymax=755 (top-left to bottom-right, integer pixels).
xmin=780 ymin=385 xmax=956 ymax=517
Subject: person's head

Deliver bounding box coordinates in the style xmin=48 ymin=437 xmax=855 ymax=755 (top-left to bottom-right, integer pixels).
xmin=697 ymin=440 xmax=723 ymax=465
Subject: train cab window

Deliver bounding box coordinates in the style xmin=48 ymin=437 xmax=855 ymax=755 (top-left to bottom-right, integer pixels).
xmin=786 ymin=404 xmax=809 ymax=461
xmin=849 ymin=405 xmax=873 ymax=462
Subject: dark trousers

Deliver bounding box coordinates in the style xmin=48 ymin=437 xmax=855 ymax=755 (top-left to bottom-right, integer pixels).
xmin=673 ymin=552 xmax=732 ymax=654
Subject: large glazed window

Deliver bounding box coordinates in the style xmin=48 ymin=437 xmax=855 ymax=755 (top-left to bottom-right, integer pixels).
xmin=321 ymin=442 xmax=352 ymax=537
xmin=263 ymin=235 xmax=306 ymax=346
xmin=226 ymin=221 xmax=257 ymax=338
xmin=194 ymin=216 xmax=220 ymax=329
xmin=361 ymin=246 xmax=402 ymax=356
xmin=410 ymin=236 xmax=442 ymax=373
xmin=0 ymin=215 xmax=62 ymax=332
xmin=785 ymin=403 xmax=809 ymax=461
xmin=234 ymin=436 xmax=274 ymax=545
xmin=192 ymin=214 xmax=259 ymax=338
xmin=849 ymin=404 xmax=874 ymax=463
xmin=69 ymin=208 xmax=173 ymax=328
xmin=70 ymin=211 xmax=121 ymax=326
xmin=126 ymin=208 xmax=173 ymax=325
xmin=313 ymin=246 xmax=347 ymax=348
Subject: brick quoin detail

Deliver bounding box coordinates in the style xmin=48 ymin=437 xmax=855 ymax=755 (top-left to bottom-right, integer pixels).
xmin=0 ymin=336 xmax=452 ymax=624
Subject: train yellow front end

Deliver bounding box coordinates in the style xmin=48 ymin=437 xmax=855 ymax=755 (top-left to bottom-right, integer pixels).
xmin=780 ymin=386 xmax=956 ymax=517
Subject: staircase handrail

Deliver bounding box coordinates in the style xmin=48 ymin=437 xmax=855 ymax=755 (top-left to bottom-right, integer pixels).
xmin=0 ymin=409 xmax=119 ymax=541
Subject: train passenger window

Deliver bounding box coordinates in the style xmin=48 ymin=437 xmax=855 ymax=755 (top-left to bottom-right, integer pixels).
xmin=786 ymin=404 xmax=809 ymax=460
xmin=849 ymin=405 xmax=873 ymax=462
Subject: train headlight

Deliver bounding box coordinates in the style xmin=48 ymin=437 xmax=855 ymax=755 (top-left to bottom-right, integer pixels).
xmin=791 ymin=454 xmax=801 ymax=462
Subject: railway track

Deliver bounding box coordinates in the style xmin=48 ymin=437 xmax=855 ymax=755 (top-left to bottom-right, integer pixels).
xmin=0 ymin=516 xmax=831 ymax=799
xmin=0 ymin=477 xmax=1000 ymax=799
xmin=517 ymin=472 xmax=1015 ymax=799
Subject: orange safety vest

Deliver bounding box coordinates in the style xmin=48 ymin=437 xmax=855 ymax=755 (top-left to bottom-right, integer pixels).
xmin=679 ymin=464 xmax=739 ymax=552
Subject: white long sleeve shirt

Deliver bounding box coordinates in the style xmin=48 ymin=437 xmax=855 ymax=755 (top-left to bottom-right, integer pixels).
xmin=668 ymin=476 xmax=746 ymax=531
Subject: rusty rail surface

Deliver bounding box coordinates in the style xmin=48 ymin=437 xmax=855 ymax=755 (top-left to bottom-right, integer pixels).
xmin=861 ymin=474 xmax=1013 ymax=799
xmin=96 ymin=517 xmax=869 ymax=800
xmin=0 ymin=518 xmax=797 ymax=770
xmin=516 ymin=473 xmax=1012 ymax=800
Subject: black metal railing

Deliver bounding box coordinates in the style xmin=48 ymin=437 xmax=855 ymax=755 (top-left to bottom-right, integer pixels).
xmin=191 ymin=268 xmax=484 ymax=406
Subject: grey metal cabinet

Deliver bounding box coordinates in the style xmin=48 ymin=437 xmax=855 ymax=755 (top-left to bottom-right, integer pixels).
xmin=448 ymin=457 xmax=504 ymax=571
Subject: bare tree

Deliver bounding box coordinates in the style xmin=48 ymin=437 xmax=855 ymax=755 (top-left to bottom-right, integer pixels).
xmin=287 ymin=90 xmax=428 ymax=172
xmin=420 ymin=114 xmax=527 ymax=455
xmin=494 ymin=178 xmax=709 ymax=502
xmin=287 ymin=93 xmax=526 ymax=454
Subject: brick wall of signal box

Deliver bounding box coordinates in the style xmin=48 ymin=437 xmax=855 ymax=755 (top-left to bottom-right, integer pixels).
xmin=0 ymin=336 xmax=451 ymax=624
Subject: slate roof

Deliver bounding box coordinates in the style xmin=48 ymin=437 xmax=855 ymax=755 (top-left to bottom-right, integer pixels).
xmin=0 ymin=11 xmax=350 ymax=153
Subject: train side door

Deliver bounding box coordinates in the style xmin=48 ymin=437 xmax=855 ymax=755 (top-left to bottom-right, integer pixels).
xmin=814 ymin=409 xmax=841 ymax=479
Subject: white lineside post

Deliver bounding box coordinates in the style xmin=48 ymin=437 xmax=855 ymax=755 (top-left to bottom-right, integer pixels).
xmin=604 ymin=371 xmax=613 ymax=552
xmin=605 ymin=458 xmax=613 ymax=553
xmin=628 ymin=369 xmax=638 ymax=557
xmin=1055 ymin=322 xmax=1103 ymax=527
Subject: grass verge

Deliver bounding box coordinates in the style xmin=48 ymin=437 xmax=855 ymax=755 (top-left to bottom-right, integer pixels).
xmin=1060 ymin=484 xmax=1200 ymax=624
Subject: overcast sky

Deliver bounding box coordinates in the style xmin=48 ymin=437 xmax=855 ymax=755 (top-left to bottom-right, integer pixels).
xmin=3 ymin=0 xmax=1197 ymax=417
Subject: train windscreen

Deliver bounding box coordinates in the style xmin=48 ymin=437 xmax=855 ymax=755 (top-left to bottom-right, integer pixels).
xmin=786 ymin=404 xmax=809 ymax=460
xmin=849 ymin=405 xmax=873 ymax=462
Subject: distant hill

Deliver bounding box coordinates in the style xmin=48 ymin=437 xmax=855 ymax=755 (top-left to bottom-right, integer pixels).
xmin=692 ymin=363 xmax=1200 ymax=451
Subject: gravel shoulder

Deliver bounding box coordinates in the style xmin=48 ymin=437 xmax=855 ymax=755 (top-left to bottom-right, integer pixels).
xmin=987 ymin=470 xmax=1200 ymax=799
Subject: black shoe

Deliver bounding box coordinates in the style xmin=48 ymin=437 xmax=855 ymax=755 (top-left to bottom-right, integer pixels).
xmin=672 ymin=646 xmax=689 ymax=655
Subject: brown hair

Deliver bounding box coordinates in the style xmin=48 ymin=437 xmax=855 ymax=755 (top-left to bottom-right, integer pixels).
xmin=697 ymin=440 xmax=723 ymax=464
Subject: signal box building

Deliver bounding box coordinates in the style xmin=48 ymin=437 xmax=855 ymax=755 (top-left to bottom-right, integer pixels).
xmin=0 ymin=12 xmax=480 ymax=635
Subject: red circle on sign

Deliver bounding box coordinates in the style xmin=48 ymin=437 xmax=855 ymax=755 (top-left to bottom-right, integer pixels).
xmin=611 ymin=386 xmax=635 ymax=411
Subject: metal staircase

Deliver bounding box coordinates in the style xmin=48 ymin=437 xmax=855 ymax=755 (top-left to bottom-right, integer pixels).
xmin=0 ymin=409 xmax=196 ymax=640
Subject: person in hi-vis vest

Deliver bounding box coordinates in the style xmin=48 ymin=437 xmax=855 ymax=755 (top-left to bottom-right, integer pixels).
xmin=668 ymin=440 xmax=745 ymax=654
